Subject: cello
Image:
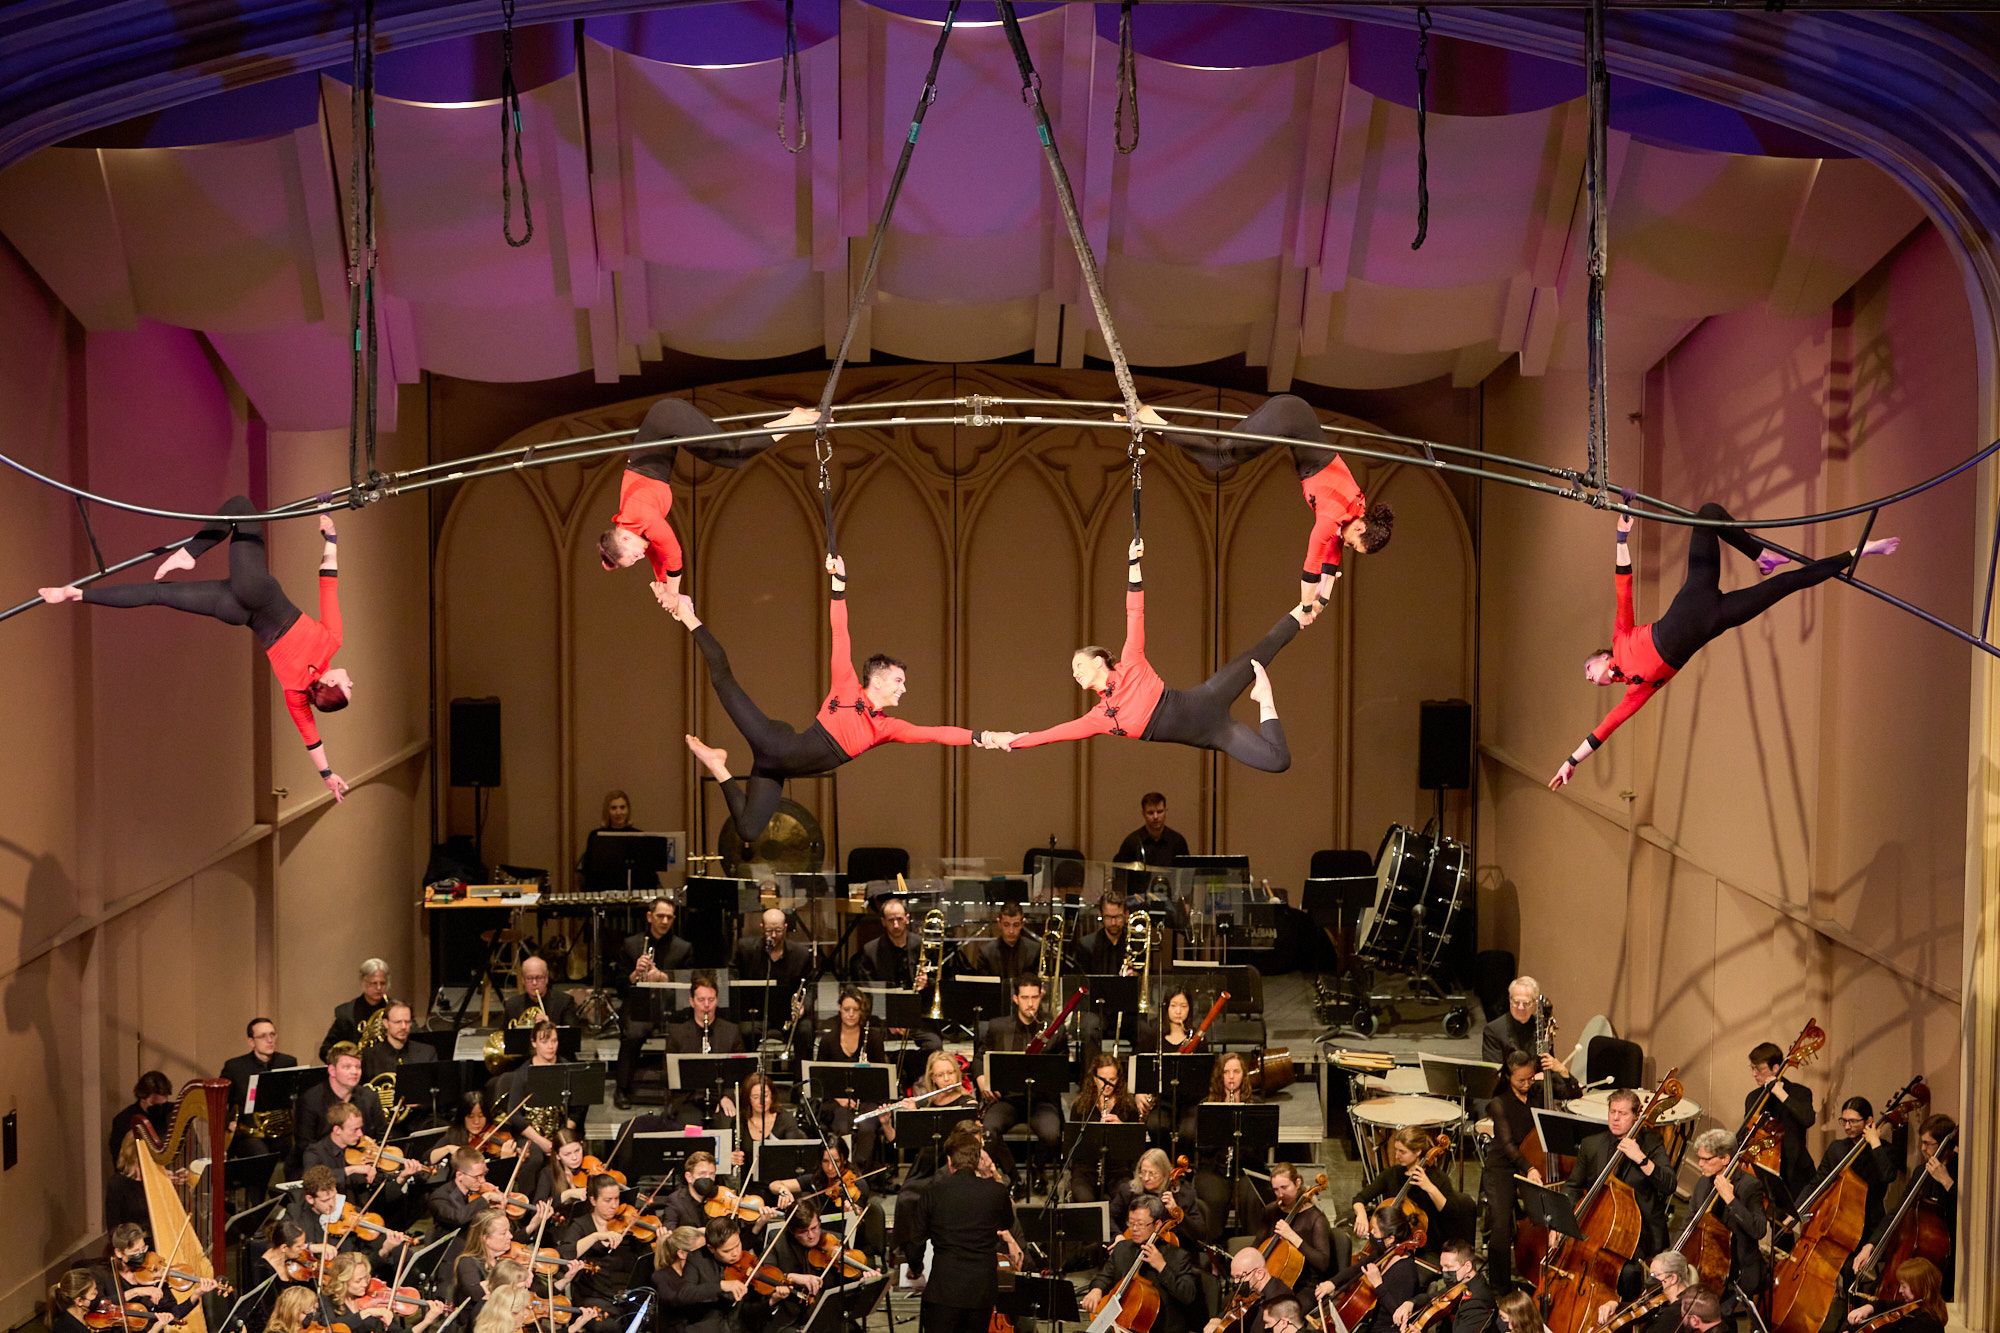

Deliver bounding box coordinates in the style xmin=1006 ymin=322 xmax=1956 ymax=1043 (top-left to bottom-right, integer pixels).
xmin=1256 ymin=1172 xmax=1329 ymax=1289
xmin=1850 ymin=1126 xmax=1955 ymax=1302
xmin=1084 ymin=1228 xmax=1165 ymax=1333
xmin=1383 ymin=1135 xmax=1450 ymax=1246
xmin=1536 ymin=1069 xmax=1683 ymax=1333
xmin=1743 ymin=1019 xmax=1827 ymax=1177
xmin=1768 ymin=1078 xmax=1926 ymax=1333
xmin=1323 ymin=1237 xmax=1422 ymax=1331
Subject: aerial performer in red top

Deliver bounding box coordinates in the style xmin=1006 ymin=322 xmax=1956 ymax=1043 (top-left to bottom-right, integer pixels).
xmin=674 ymin=555 xmax=982 ymax=840
xmin=1127 ymin=394 xmax=1394 ymax=610
xmin=597 ymin=397 xmax=820 ymax=612
xmin=1548 ymin=497 xmax=1900 ymax=789
xmin=38 ymin=497 xmax=355 ymax=801
xmin=985 ymin=539 xmax=1316 ymax=770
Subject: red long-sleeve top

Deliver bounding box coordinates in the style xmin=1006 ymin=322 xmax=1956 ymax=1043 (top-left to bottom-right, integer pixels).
xmin=1581 ymin=567 xmax=1678 ymax=756
xmin=612 ymin=470 xmax=684 ymax=582
xmin=1009 ymin=586 xmax=1164 ymax=749
xmin=272 ymin=573 xmax=343 ymax=748
xmin=817 ymin=595 xmax=974 ymax=758
xmin=1301 ymin=455 xmax=1367 ymax=575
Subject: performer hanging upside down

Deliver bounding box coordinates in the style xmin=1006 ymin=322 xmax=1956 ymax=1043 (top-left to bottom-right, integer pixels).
xmin=986 ymin=540 xmax=1311 ymax=772
xmin=675 ymin=555 xmax=978 ymax=840
xmin=1549 ymin=501 xmax=1899 ymax=789
xmin=40 ymin=497 xmax=353 ymax=801
xmin=597 ymin=397 xmax=819 ymax=612
xmin=1128 ymin=395 xmax=1393 ymax=609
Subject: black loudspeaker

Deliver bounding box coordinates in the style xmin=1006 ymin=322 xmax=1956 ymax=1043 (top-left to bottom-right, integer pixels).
xmin=1418 ymin=698 xmax=1472 ymax=791
xmin=450 ymin=697 xmax=503 ymax=788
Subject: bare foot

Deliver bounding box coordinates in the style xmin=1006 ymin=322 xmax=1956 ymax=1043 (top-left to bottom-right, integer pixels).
xmin=1757 ymin=551 xmax=1790 ymax=577
xmin=765 ymin=405 xmax=823 ymax=442
xmin=684 ymin=734 xmax=733 ymax=782
xmin=1861 ymin=536 xmax=1900 ymax=559
xmin=38 ymin=585 xmax=81 ymax=604
xmin=1249 ymin=659 xmax=1276 ymax=711
xmin=154 ymin=548 xmax=196 ymax=580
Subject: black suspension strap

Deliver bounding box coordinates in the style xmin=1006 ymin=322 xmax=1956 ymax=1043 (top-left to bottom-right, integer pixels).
xmin=779 ymin=0 xmax=808 ymax=154
xmin=1410 ymin=7 xmax=1432 ymax=251
xmin=810 ymin=0 xmax=962 ymax=559
xmin=499 ymin=0 xmax=534 ymax=247
xmin=346 ymin=0 xmax=381 ymax=496
xmin=994 ymin=0 xmax=1146 ymax=539
xmin=1582 ymin=0 xmax=1610 ymax=495
xmin=1114 ymin=0 xmax=1140 ymax=156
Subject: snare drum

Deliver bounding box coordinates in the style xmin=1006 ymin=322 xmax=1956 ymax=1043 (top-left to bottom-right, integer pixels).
xmin=1349 ymin=1094 xmax=1465 ymax=1178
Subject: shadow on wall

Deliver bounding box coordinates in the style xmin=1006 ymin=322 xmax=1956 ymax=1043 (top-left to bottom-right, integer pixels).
xmin=0 ymin=834 xmax=80 ymax=1192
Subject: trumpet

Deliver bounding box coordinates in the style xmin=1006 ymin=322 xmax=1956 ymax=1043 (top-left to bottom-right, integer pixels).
xmin=1039 ymin=909 xmax=1064 ymax=989
xmin=1127 ymin=910 xmax=1153 ymax=1013
xmin=920 ymin=909 xmax=946 ymax=1021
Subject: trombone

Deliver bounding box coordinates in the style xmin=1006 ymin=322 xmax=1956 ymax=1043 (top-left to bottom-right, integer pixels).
xmin=920 ymin=909 xmax=947 ymax=1021
xmin=1126 ymin=910 xmax=1153 ymax=1013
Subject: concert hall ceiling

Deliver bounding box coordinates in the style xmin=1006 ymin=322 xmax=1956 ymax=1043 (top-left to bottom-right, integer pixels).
xmin=1 ymin=2 xmax=1992 ymax=433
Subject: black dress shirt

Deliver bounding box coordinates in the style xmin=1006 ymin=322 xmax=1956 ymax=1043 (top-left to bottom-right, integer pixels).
xmin=914 ymin=1171 xmax=1016 ymax=1310
xmin=1566 ymin=1129 xmax=1675 ymax=1256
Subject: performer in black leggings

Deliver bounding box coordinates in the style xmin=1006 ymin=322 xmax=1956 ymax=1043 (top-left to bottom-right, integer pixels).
xmin=677 ymin=556 xmax=980 ymax=839
xmin=1129 ymin=396 xmax=1394 ymax=610
xmin=989 ymin=539 xmax=1311 ymax=771
xmin=1549 ymin=500 xmax=1898 ymax=787
xmin=40 ymin=497 xmax=355 ymax=801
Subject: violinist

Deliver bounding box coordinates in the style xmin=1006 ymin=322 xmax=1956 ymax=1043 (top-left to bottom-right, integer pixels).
xmin=560 ymin=1175 xmax=648 ymax=1304
xmin=814 ymin=987 xmax=891 ymax=1166
xmin=1257 ymin=1163 xmax=1336 ymax=1289
xmin=433 ymin=1146 xmax=514 ymax=1230
xmin=1480 ymin=1050 xmax=1543 ymax=1291
xmin=254 ymin=1219 xmax=320 ymax=1306
xmin=1112 ymin=1150 xmax=1205 ymax=1248
xmin=321 ymin=1252 xmax=449 ymax=1333
xmin=770 ymin=1207 xmax=870 ymax=1318
xmin=46 ymin=1269 xmax=107 ymax=1333
xmin=1079 ymin=1195 xmax=1201 ymax=1333
xmin=1260 ymin=1299 xmax=1304 ymax=1333
xmin=93 ymin=1223 xmax=217 ymax=1327
xmin=773 ymin=1141 xmax=887 ymax=1258
xmin=614 ymin=896 xmax=694 ymax=1110
xmin=975 ymin=975 xmax=1063 ymax=1151
xmin=469 ymin=1285 xmax=534 ymax=1333
xmin=707 ymin=1217 xmax=792 ymax=1332
xmin=660 ymin=1151 xmax=724 ymax=1234
xmin=360 ymin=1001 xmax=438 ymax=1083
xmin=432 ymin=1091 xmax=516 ymax=1165
xmin=263 ymin=1285 xmax=319 ymax=1333
xmin=651 ymin=1225 xmax=730 ymax=1333
xmin=1351 ymin=1128 xmax=1476 ymax=1254
xmin=448 ymin=1209 xmax=568 ymax=1320
xmin=306 ymin=1102 xmax=425 ymax=1194
xmin=1853 ymin=1114 xmax=1956 ymax=1298
xmin=1743 ymin=1042 xmax=1818 ymax=1195
xmin=295 ymin=1044 xmax=385 ymax=1165
xmin=285 ymin=1165 xmax=397 ymax=1263
xmin=1806 ymin=1097 xmax=1902 ymax=1237
xmin=1207 ymin=1245 xmax=1291 ymax=1333
xmin=1565 ymin=1088 xmax=1673 ymax=1257
xmin=1591 ymin=1252 xmax=1695 ymax=1333
xmin=1069 ymin=1054 xmax=1150 ymax=1203
xmin=1316 ymin=1206 xmax=1417 ymax=1333
xmin=1685 ymin=1127 xmax=1769 ymax=1304
xmin=1680 ymin=1287 xmax=1727 ymax=1333
xmin=222 ymin=1017 xmax=298 ymax=1156
xmin=1496 ymin=1289 xmax=1544 ymax=1333
xmin=913 ymin=1131 xmax=1024 ymax=1333
xmin=319 ymin=958 xmax=392 ymax=1062
xmin=1845 ymin=1258 xmax=1947 ymax=1333
xmin=1404 ymin=1240 xmax=1493 ymax=1333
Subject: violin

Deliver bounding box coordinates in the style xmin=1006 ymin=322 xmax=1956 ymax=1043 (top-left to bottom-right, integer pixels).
xmin=345 ymin=1137 xmax=418 ymax=1174
xmin=82 ymin=1303 xmax=153 ymax=1332
xmin=829 ymin=1169 xmax=865 ymax=1210
xmin=605 ymin=1203 xmax=663 ymax=1245
xmin=527 ymin=1295 xmax=603 ymax=1327
xmin=1848 ymin=1303 xmax=1923 ymax=1333
xmin=571 ymin=1154 xmax=627 ymax=1190
xmin=1584 ymin=1287 xmax=1673 ymax=1333
xmin=1403 ymin=1277 xmax=1470 ymax=1332
xmin=721 ymin=1251 xmax=793 ymax=1299
xmin=468 ymin=1123 xmax=517 ymax=1158
xmin=355 ymin=1280 xmax=425 ymax=1319
xmin=805 ymin=1233 xmax=877 ymax=1279
xmin=324 ymin=1203 xmax=404 ymax=1244
xmin=507 ymin=1242 xmax=596 ymax=1279
xmin=281 ymin=1257 xmax=320 ymax=1284
xmin=471 ymin=1181 xmax=533 ymax=1218
xmin=127 ymin=1253 xmax=234 ymax=1297
xmin=704 ymin=1184 xmax=769 ymax=1222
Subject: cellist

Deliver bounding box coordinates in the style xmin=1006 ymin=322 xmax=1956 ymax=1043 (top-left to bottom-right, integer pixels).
xmin=1079 ymin=1195 xmax=1202 ymax=1333
xmin=1255 ymin=1164 xmax=1338 ymax=1290
xmin=1683 ymin=1128 xmax=1769 ymax=1308
xmin=1564 ymin=1089 xmax=1674 ymax=1256
xmin=1852 ymin=1115 xmax=1956 ymax=1299
xmin=1481 ymin=1051 xmax=1544 ymax=1292
xmin=1313 ymin=1206 xmax=1419 ymax=1333
xmin=1844 ymin=1259 xmax=1948 ymax=1333
xmin=1351 ymin=1129 xmax=1477 ymax=1254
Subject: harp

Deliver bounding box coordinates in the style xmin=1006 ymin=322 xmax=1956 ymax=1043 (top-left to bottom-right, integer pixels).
xmin=131 ymin=1077 xmax=229 ymax=1314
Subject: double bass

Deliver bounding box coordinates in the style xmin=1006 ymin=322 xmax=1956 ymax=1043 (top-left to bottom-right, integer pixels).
xmin=1768 ymin=1078 xmax=1926 ymax=1333
xmin=1673 ymin=1117 xmax=1780 ymax=1288
xmin=1850 ymin=1127 xmax=1955 ymax=1302
xmin=1536 ymin=1069 xmax=1683 ymax=1333
xmin=1742 ymin=1019 xmax=1826 ymax=1177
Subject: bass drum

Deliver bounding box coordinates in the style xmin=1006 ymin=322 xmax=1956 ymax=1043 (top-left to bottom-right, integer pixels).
xmin=1414 ymin=836 xmax=1469 ymax=971
xmin=1360 ymin=824 xmax=1434 ymax=964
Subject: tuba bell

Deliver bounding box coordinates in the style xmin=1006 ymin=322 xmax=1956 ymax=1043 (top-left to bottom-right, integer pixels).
xmin=1127 ymin=910 xmax=1153 ymax=1013
xmin=484 ymin=1004 xmax=547 ymax=1072
xmin=920 ymin=909 xmax=947 ymax=1021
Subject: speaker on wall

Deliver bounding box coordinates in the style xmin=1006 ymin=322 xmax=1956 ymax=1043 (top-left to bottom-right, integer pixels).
xmin=1418 ymin=698 xmax=1472 ymax=791
xmin=450 ymin=697 xmax=503 ymax=788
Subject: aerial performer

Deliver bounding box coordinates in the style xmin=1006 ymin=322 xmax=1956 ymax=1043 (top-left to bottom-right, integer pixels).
xmin=673 ymin=555 xmax=983 ymax=840
xmin=38 ymin=497 xmax=355 ymax=801
xmin=1127 ymin=394 xmax=1394 ymax=609
xmin=1549 ymin=498 xmax=1899 ymax=789
xmin=985 ymin=539 xmax=1314 ymax=770
xmin=597 ymin=397 xmax=820 ymax=611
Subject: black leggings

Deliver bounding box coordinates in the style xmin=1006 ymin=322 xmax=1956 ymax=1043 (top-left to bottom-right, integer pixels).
xmin=81 ymin=496 xmax=300 ymax=648
xmin=693 ymin=626 xmax=847 ymax=839
xmin=626 ymin=398 xmax=774 ymax=481
xmin=1651 ymin=503 xmax=1851 ymax=668
xmin=1165 ymin=393 xmax=1329 ymax=481
xmin=1142 ymin=612 xmax=1298 ymax=771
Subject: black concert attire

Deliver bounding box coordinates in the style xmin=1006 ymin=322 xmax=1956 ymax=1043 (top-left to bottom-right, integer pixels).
xmin=1866 ymin=1167 xmax=1958 ymax=1298
xmin=659 ymin=1016 xmax=745 ymax=1125
xmin=104 ymin=1173 xmax=150 ymax=1230
xmin=731 ymin=935 xmax=817 ymax=1049
xmin=738 ymin=1111 xmax=806 ymax=1195
xmin=914 ymin=1169 xmax=1016 ymax=1333
xmin=505 ymin=988 xmax=579 ymax=1029
xmin=1067 ymin=1091 xmax=1145 ymax=1202
xmin=1742 ymin=1080 xmax=1817 ymax=1197
xmin=492 ymin=1060 xmax=588 ymax=1154
xmin=654 ymin=1248 xmax=734 ymax=1333
xmin=1866 ymin=1313 xmax=1944 ymax=1333
xmin=614 ymin=928 xmax=696 ymax=1099
xmin=967 ymin=934 xmax=1043 ymax=986
xmin=1085 ymin=1238 xmax=1202 ymax=1333
xmin=1425 ymin=1272 xmax=1496 ymax=1333
xmin=1235 ymin=1276 xmax=1295 ymax=1331
xmin=1806 ymin=1133 xmax=1901 ymax=1236
xmin=976 ymin=1012 xmax=1063 ymax=1150
xmin=1074 ymin=928 xmax=1128 ymax=979
xmin=1565 ymin=1129 xmax=1675 ymax=1257
xmin=1687 ymin=1173 xmax=1769 ymax=1301
xmin=106 ymin=1100 xmax=172 ymax=1161
xmin=805 ymin=1166 xmax=889 ymax=1258
xmin=429 ymin=1180 xmax=489 ymax=1231
xmin=445 ymin=1255 xmax=489 ymax=1312
xmin=50 ymin=1311 xmax=94 ymax=1333
xmin=220 ymin=1048 xmax=299 ymax=1156
xmin=284 ymin=1191 xmax=392 ymax=1267
xmin=558 ymin=1212 xmax=646 ymax=1304
xmin=1480 ymin=1082 xmax=1544 ymax=1291
xmin=360 ymin=1038 xmax=437 ymax=1085
xmin=1329 ymin=1250 xmax=1418 ymax=1333
xmin=320 ymin=994 xmax=389 ymax=1062
xmin=813 ymin=1020 xmax=891 ymax=1165
xmin=1353 ymin=1165 xmax=1477 ymax=1256
xmin=579 ymin=820 xmax=661 ymax=894
xmin=293 ymin=1080 xmax=386 ymax=1168
xmin=1113 ymin=825 xmax=1191 ymax=870
xmin=1110 ymin=1177 xmax=1207 ymax=1250
xmin=851 ymin=931 xmax=944 ymax=1059
xmin=1479 ymin=1014 xmax=1579 ymax=1102
xmin=1258 ymin=1196 xmax=1338 ymax=1288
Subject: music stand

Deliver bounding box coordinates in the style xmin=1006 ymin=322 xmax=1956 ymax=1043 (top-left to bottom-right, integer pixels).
xmin=1421 ymin=1053 xmax=1500 ymax=1185
xmin=249 ymin=1065 xmax=316 ymax=1124
xmin=982 ymin=876 xmax=1032 ymax=904
xmin=985 ymin=1052 xmax=1069 ymax=1115
xmin=893 ymin=1108 xmax=967 ymax=1174
xmin=730 ymin=978 xmax=780 ymax=1032
xmin=1085 ymin=975 xmax=1141 ymax=1048
xmin=755 ymin=1138 xmax=826 ymax=1190
xmin=525 ymin=1060 xmax=604 ymax=1114
xmin=1003 ymin=1274 xmax=1082 ymax=1325
xmin=669 ymin=1053 xmax=761 ymax=1116
xmin=504 ymin=1026 xmax=585 ymax=1062
xmin=224 ymin=1153 xmax=283 ymax=1199
xmin=580 ymin=830 xmax=673 ymax=893
xmin=940 ymin=975 xmax=1006 ymax=1031
xmin=1529 ymin=1108 xmax=1602 ymax=1169
xmin=800 ymin=1273 xmax=886 ymax=1333
xmin=626 ymin=1130 xmax=727 ymax=1184
xmin=1063 ymin=1121 xmax=1146 ymax=1197
xmin=407 ymin=1030 xmax=459 ymax=1063
xmin=802 ymin=1062 xmax=895 ymax=1111
xmin=1516 ymin=1177 xmax=1583 ymax=1240
xmin=1015 ymin=1202 xmax=1109 ymax=1271
xmin=1196 ymin=1103 xmax=1280 ymax=1182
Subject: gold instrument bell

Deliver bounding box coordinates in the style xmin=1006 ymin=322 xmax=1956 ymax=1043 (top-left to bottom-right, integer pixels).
xmin=356 ymin=1009 xmax=388 ymax=1050
xmin=364 ymin=1072 xmax=398 ymax=1116
xmin=484 ymin=1004 xmax=547 ymax=1072
xmin=920 ymin=909 xmax=947 ymax=1021
xmin=1127 ymin=910 xmax=1152 ymax=1013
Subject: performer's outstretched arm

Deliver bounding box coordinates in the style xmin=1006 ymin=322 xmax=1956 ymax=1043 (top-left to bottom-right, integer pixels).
xmin=302 ymin=514 xmax=348 ymax=802
xmin=1551 ymin=510 xmax=1644 ymax=790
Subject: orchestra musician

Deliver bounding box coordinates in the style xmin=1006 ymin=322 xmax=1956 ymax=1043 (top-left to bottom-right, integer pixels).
xmin=1075 ymin=893 xmax=1132 ymax=977
xmin=447 ymin=1210 xmax=560 ymax=1316
xmin=851 ymin=895 xmax=944 ymax=1057
xmin=47 ymin=1270 xmax=115 ymax=1333
xmin=491 ymin=1019 xmax=585 ymax=1152
xmin=732 ymin=1072 xmax=805 ymax=1186
xmin=254 ymin=1219 xmax=319 ymax=1300
xmin=895 ymin=1052 xmax=1013 ymax=1181
xmin=104 ymin=1136 xmax=152 ymax=1231
xmin=1068 ymin=1054 xmax=1150 ymax=1202
xmin=577 ymin=789 xmax=660 ymax=892
xmin=1744 ymin=1040 xmax=1818 ymax=1195
xmin=92 ymin=1223 xmax=217 ymax=1328
xmin=1496 ymin=1290 xmax=1545 ymax=1333
xmin=1112 ymin=1149 xmax=1206 ymax=1249
xmin=319 ymin=957 xmax=391 ymax=1062
xmin=1480 ymin=1050 xmax=1545 ymax=1292
xmin=302 ymin=1101 xmax=424 ymax=1198
xmin=774 ymin=1139 xmax=888 ymax=1258
xmin=975 ymin=974 xmax=1065 ymax=1151
xmin=1853 ymin=1113 xmax=1958 ymax=1298
xmin=1405 ymin=1240 xmax=1494 ymax=1333
xmin=661 ymin=972 xmax=745 ymax=1125
xmin=221 ymin=1017 xmax=298 ymax=1155
xmin=536 ymin=1130 xmax=593 ymax=1214
xmin=294 ymin=1043 xmax=385 ymax=1167
xmin=705 ymin=1216 xmax=793 ymax=1331
xmin=660 ymin=1152 xmax=726 ymax=1235
xmin=1679 ymin=1287 xmax=1727 ymax=1333
xmin=1113 ymin=792 xmax=1192 ymax=870
xmin=559 ymin=1174 xmax=648 ymax=1305
xmin=430 ymin=1090 xmax=516 ymax=1165
xmin=1565 ymin=1088 xmax=1674 ymax=1257
xmin=1079 ymin=1194 xmax=1203 ymax=1333
xmin=613 ymin=896 xmax=695 ymax=1109
xmin=1845 ymin=1259 xmax=1949 ymax=1333
xmin=1256 ymin=1162 xmax=1338 ymax=1290
xmin=286 ymin=1164 xmax=410 ymax=1267
xmin=733 ymin=906 xmax=817 ymax=1050
xmin=1317 ymin=1205 xmax=1418 ymax=1333
xmin=322 ymin=1251 xmax=450 ymax=1333
xmin=1207 ymin=1244 xmax=1292 ymax=1333
xmin=1190 ymin=1052 xmax=1261 ymax=1228
xmin=1355 ymin=1130 xmax=1481 ymax=1256
xmin=651 ymin=1224 xmax=730 ymax=1333
xmin=359 ymin=999 xmax=437 ymax=1084
xmin=1685 ymin=1127 xmax=1769 ymax=1307
xmin=432 ymin=1146 xmax=512 ymax=1230
xmin=469 ymin=1285 xmax=537 ymax=1333
xmin=1260 ymin=1299 xmax=1304 ymax=1333
xmin=1590 ymin=1252 xmax=1695 ymax=1333
xmin=1139 ymin=988 xmax=1201 ymax=1053
xmin=263 ymin=1286 xmax=320 ymax=1333
xmin=814 ymin=986 xmax=892 ymax=1166
xmin=505 ymin=956 xmax=578 ymax=1029
xmin=912 ymin=1130 xmax=1025 ymax=1333
xmin=966 ymin=900 xmax=1043 ymax=985
xmin=766 ymin=1208 xmax=848 ymax=1310
xmin=1808 ymin=1096 xmax=1903 ymax=1236
xmin=1479 ymin=977 xmax=1576 ymax=1097
xmin=106 ymin=1070 xmax=175 ymax=1162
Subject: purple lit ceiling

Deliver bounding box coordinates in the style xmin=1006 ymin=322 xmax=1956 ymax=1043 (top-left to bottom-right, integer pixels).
xmin=0 ymin=2 xmax=1968 ymax=432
